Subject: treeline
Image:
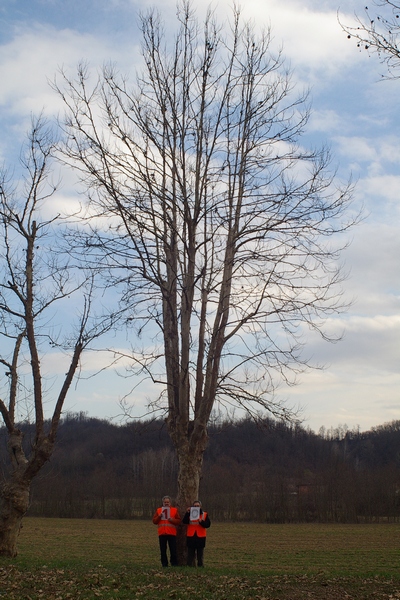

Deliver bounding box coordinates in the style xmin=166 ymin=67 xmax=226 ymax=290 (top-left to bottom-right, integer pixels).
xmin=1 ymin=415 xmax=399 ymax=523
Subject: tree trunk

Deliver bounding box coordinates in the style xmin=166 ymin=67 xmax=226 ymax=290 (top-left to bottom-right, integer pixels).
xmin=0 ymin=430 xmax=54 ymax=557
xmin=174 ymin=426 xmax=208 ymax=565
xmin=0 ymin=477 xmax=30 ymax=557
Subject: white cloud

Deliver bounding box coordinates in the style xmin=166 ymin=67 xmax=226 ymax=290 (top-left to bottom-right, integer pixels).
xmin=285 ymin=363 xmax=400 ymax=432
xmin=335 ymin=136 xmax=379 ymax=163
xmin=308 ymin=109 xmax=346 ymax=134
xmin=359 ymin=175 xmax=400 ymax=211
xmin=0 ymin=23 xmax=141 ymax=124
xmin=234 ymin=0 xmax=363 ymax=77
xmin=335 ymin=136 xmax=400 ymax=169
xmin=345 ymin=220 xmax=400 ymax=278
xmin=41 ymin=348 xmax=132 ymax=376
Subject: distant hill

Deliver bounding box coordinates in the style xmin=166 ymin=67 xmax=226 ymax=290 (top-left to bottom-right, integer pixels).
xmin=1 ymin=415 xmax=399 ymax=522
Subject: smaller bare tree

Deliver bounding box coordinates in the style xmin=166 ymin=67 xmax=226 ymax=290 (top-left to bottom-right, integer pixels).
xmin=0 ymin=116 xmax=112 ymax=557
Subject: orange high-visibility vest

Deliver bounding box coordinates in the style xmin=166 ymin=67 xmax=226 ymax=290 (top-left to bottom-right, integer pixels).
xmin=153 ymin=506 xmax=180 ymax=536
xmin=186 ymin=511 xmax=208 ymax=538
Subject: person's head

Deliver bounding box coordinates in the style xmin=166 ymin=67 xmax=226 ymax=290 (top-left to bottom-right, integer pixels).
xmin=162 ymin=495 xmax=171 ymax=506
xmin=193 ymin=500 xmax=201 ymax=507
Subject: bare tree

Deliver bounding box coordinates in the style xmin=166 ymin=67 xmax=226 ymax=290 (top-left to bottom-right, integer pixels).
xmin=0 ymin=116 xmax=112 ymax=556
xmin=55 ymin=2 xmax=355 ymax=558
xmin=341 ymin=1 xmax=400 ymax=78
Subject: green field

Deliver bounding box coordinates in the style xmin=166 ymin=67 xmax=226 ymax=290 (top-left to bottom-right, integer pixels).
xmin=0 ymin=518 xmax=399 ymax=599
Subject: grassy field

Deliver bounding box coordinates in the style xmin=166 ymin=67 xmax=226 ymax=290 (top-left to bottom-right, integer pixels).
xmin=0 ymin=518 xmax=399 ymax=599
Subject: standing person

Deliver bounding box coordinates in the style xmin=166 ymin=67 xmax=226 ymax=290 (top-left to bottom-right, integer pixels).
xmin=182 ymin=500 xmax=211 ymax=567
xmin=152 ymin=495 xmax=181 ymax=567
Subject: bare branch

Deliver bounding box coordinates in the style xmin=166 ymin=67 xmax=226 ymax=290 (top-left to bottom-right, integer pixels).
xmin=340 ymin=1 xmax=400 ymax=78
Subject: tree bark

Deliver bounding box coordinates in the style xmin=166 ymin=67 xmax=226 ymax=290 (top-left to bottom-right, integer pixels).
xmin=0 ymin=478 xmax=30 ymax=558
xmin=0 ymin=428 xmax=54 ymax=557
xmin=0 ymin=430 xmax=29 ymax=556
xmin=171 ymin=421 xmax=208 ymax=564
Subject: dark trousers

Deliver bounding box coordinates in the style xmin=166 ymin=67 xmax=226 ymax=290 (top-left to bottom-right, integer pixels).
xmin=158 ymin=534 xmax=178 ymax=566
xmin=187 ymin=544 xmax=204 ymax=567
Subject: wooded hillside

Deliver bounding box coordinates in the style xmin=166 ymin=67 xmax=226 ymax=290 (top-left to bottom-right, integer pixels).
xmin=1 ymin=415 xmax=399 ymax=523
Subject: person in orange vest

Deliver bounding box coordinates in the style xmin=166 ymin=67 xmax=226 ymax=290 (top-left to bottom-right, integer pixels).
xmin=182 ymin=500 xmax=211 ymax=567
xmin=152 ymin=495 xmax=181 ymax=567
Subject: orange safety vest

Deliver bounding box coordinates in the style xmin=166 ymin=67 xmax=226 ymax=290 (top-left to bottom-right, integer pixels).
xmin=186 ymin=511 xmax=208 ymax=538
xmin=153 ymin=506 xmax=180 ymax=536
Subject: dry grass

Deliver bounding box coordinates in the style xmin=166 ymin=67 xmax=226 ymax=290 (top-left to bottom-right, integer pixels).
xmin=0 ymin=518 xmax=399 ymax=599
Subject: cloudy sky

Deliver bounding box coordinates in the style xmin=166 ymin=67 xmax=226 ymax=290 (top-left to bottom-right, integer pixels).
xmin=1 ymin=0 xmax=399 ymax=433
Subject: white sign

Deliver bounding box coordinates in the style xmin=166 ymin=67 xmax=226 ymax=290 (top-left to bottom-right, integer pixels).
xmin=161 ymin=507 xmax=170 ymax=520
xmin=190 ymin=506 xmax=200 ymax=521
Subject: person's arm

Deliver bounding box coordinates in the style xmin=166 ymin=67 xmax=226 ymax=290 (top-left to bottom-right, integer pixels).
xmin=152 ymin=509 xmax=161 ymax=524
xmin=182 ymin=509 xmax=190 ymax=524
xmin=200 ymin=511 xmax=211 ymax=528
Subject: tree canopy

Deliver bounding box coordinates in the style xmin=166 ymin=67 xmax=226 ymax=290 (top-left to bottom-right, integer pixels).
xmin=57 ymin=3 xmax=354 ymax=421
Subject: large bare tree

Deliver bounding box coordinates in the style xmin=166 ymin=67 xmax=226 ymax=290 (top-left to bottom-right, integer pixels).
xmin=0 ymin=117 xmax=112 ymax=557
xmin=56 ymin=2 xmax=354 ymax=552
